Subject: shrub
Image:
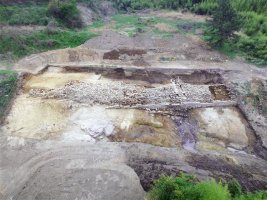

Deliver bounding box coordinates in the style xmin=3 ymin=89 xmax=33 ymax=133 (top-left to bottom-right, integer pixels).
xmin=194 ymin=180 xmax=230 ymax=200
xmin=240 ymin=12 xmax=267 ymax=36
xmin=228 ymin=179 xmax=242 ymax=198
xmin=238 ymin=34 xmax=267 ymax=61
xmin=47 ymin=0 xmax=83 ymax=28
xmin=147 ymin=174 xmax=197 ymax=200
xmin=192 ymin=0 xmax=217 ymax=15
xmin=148 ymin=175 xmax=267 ymax=200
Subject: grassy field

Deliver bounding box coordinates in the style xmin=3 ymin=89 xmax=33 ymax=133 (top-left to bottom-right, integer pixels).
xmin=0 ymin=29 xmax=96 ymax=59
xmin=111 ymin=14 xmax=205 ymax=38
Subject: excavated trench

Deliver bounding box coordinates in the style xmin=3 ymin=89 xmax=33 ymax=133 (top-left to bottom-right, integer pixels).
xmin=2 ymin=65 xmax=267 ymax=195
xmin=2 ymin=66 xmax=261 ymax=154
xmin=62 ymin=66 xmax=224 ymax=85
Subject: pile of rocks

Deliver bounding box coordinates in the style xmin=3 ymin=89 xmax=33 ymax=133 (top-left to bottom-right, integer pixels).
xmin=29 ymin=80 xmax=213 ymax=108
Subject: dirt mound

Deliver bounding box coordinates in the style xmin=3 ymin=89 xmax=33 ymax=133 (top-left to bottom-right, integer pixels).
xmin=14 ymin=47 xmax=100 ymax=74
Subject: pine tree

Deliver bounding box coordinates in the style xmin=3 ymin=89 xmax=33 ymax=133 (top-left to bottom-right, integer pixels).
xmin=205 ymin=0 xmax=241 ymax=47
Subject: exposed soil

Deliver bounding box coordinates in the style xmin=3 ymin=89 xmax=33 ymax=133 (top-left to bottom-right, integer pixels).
xmin=103 ymin=49 xmax=147 ymax=60
xmin=187 ymin=154 xmax=267 ymax=191
xmin=209 ymin=85 xmax=231 ymax=100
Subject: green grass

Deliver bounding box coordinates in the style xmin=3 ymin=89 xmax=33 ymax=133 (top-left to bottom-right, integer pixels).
xmin=0 ymin=4 xmax=50 ymax=25
xmin=88 ymin=19 xmax=105 ymax=29
xmin=112 ymin=14 xmax=146 ymax=37
xmin=216 ymin=42 xmax=239 ymax=59
xmin=0 ymin=70 xmax=17 ymax=119
xmin=152 ymin=29 xmax=174 ymax=38
xmin=0 ymin=29 xmax=97 ymax=59
xmin=111 ymin=15 xmax=205 ymax=38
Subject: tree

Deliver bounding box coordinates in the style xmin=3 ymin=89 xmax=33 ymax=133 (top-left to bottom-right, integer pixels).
xmin=205 ymin=0 xmax=241 ymax=47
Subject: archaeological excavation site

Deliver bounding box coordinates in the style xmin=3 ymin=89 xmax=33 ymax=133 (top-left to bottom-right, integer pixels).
xmin=0 ymin=2 xmax=267 ymax=199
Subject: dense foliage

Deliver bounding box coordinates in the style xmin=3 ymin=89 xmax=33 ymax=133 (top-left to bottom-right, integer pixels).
xmin=115 ymin=0 xmax=194 ymax=11
xmin=47 ymin=0 xmax=83 ymax=28
xmin=204 ymin=0 xmax=241 ymax=47
xmin=148 ymin=174 xmax=267 ymax=200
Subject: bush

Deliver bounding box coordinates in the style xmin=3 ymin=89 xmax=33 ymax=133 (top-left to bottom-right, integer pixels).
xmin=240 ymin=12 xmax=267 ymax=36
xmin=194 ymin=180 xmax=230 ymax=200
xmin=238 ymin=34 xmax=267 ymax=61
xmin=148 ymin=174 xmax=267 ymax=200
xmin=192 ymin=0 xmax=217 ymax=15
xmin=47 ymin=0 xmax=83 ymax=28
xmin=228 ymin=179 xmax=242 ymax=198
xmin=147 ymin=174 xmax=197 ymax=200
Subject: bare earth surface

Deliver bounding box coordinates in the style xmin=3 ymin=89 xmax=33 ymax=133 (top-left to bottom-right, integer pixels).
xmin=1 ymin=10 xmax=267 ymax=200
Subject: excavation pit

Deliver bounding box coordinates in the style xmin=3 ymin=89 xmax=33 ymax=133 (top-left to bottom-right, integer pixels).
xmin=2 ymin=67 xmax=251 ymax=152
xmin=209 ymin=85 xmax=231 ymax=100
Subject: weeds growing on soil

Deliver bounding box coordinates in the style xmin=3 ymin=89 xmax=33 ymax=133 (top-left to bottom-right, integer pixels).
xmin=0 ymin=4 xmax=49 ymax=26
xmin=0 ymin=70 xmax=17 ymax=119
xmin=0 ymin=29 xmax=96 ymax=59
